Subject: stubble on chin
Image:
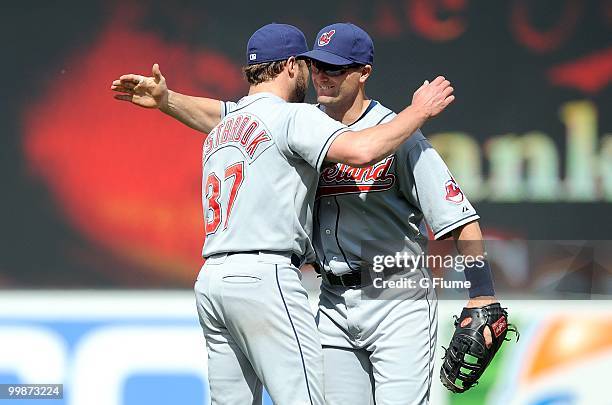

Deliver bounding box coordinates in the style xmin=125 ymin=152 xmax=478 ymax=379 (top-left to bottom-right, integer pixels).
xmin=291 ymin=76 xmax=307 ymax=103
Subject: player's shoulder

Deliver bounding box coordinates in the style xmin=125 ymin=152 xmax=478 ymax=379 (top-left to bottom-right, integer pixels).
xmin=286 ymin=102 xmax=324 ymax=114
xmin=396 ymin=129 xmax=428 ymax=158
xmin=368 ymin=102 xmax=427 ymax=150
xmin=284 ymin=102 xmax=332 ymax=123
xmin=370 ymin=100 xmax=397 ymax=124
xmin=228 ymin=92 xmax=286 ymax=113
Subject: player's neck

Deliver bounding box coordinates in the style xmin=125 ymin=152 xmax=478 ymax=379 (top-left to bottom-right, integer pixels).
xmin=325 ymin=90 xmax=370 ymax=125
xmin=248 ymin=81 xmax=291 ymax=101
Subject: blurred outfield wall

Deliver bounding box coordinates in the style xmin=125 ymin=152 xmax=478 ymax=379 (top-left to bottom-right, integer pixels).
xmin=1 ymin=292 xmax=611 ymax=405
xmin=1 ymin=0 xmax=610 ymax=288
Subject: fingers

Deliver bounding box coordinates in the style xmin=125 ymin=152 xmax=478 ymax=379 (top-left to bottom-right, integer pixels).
xmin=110 ymin=85 xmax=134 ymax=93
xmin=132 ymin=75 xmax=145 ymax=92
xmin=110 ymin=77 xmax=142 ymax=94
xmin=118 ymin=74 xmax=143 ymax=84
xmin=113 ymin=94 xmax=134 ymax=102
xmin=431 ymin=79 xmax=450 ymax=92
xmin=152 ymin=63 xmax=162 ymax=81
xmin=442 ymin=86 xmax=454 ymax=98
xmin=431 ymin=75 xmax=446 ymax=86
xmin=417 ymin=76 xmax=449 ymax=90
xmin=484 ymin=325 xmax=493 ymax=348
xmin=423 ymin=76 xmax=450 ymax=94
xmin=299 ymin=263 xmax=315 ymax=272
xmin=416 ymin=76 xmax=450 ymax=95
xmin=111 ymin=76 xmax=142 ymax=92
xmin=413 ymin=79 xmax=429 ymax=97
xmin=430 ymin=77 xmax=454 ymax=107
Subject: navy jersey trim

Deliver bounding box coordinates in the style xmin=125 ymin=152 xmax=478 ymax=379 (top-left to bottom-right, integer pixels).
xmin=433 ymin=214 xmax=480 ymax=240
xmin=348 ymin=100 xmax=379 ymax=127
xmin=315 ymin=127 xmax=350 ymax=169
xmin=275 ymin=266 xmax=314 ymax=405
xmin=321 ymin=345 xmax=358 ymax=351
xmin=375 ymin=111 xmax=394 ymax=125
xmin=318 ymin=307 xmax=346 ymax=333
xmin=422 ymin=267 xmax=434 ymax=401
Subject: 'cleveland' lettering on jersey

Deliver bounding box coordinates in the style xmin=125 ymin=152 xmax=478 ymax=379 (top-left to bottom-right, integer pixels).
xmin=203 ymin=113 xmax=272 ymax=163
xmin=317 ymin=156 xmax=396 ymax=197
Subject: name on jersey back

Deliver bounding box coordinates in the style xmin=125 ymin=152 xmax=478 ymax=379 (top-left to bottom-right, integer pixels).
xmin=203 ymin=113 xmax=272 ymax=163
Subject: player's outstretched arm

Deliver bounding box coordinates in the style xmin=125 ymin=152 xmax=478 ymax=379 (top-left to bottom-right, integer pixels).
xmin=110 ymin=63 xmax=222 ymax=133
xmin=326 ymin=76 xmax=454 ymax=167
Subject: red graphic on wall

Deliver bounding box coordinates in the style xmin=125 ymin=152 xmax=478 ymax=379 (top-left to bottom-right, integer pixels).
xmin=22 ymin=4 xmax=245 ymax=282
xmin=408 ymin=0 xmax=468 ymax=42
xmin=511 ymin=0 xmax=582 ymax=53
xmin=548 ymin=48 xmax=612 ymax=94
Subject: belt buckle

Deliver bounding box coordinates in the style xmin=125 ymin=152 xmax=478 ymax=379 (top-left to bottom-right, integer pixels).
xmin=340 ymin=272 xmax=359 ymax=288
xmin=322 ymin=271 xmax=338 ymax=286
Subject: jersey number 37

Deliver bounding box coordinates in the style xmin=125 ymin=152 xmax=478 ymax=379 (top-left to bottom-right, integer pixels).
xmin=204 ymin=161 xmax=245 ymax=235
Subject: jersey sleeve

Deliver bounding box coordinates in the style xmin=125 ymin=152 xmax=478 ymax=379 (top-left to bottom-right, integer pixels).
xmin=398 ymin=133 xmax=480 ymax=240
xmin=220 ymin=100 xmax=239 ymax=119
xmin=285 ymin=104 xmax=349 ymax=172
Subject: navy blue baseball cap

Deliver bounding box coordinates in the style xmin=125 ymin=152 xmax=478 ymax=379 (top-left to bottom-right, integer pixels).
xmin=246 ymin=23 xmax=309 ymax=65
xmin=299 ymin=23 xmax=374 ymax=66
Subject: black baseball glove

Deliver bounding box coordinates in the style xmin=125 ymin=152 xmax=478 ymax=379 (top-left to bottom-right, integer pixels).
xmin=440 ymin=303 xmax=519 ymax=393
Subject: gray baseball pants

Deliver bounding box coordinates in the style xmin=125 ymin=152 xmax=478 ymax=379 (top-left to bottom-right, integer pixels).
xmin=194 ymin=252 xmax=324 ymax=405
xmin=317 ymin=272 xmax=438 ymax=405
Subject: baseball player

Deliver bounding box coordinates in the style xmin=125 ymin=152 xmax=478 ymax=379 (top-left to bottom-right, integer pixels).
xmin=299 ymin=23 xmax=501 ymax=404
xmin=111 ymin=23 xmax=455 ymax=405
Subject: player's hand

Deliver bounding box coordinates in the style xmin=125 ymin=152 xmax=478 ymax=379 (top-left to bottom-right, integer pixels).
xmin=300 ymin=263 xmax=316 ymax=272
xmin=110 ymin=63 xmax=169 ymax=110
xmin=440 ymin=301 xmax=518 ymax=393
xmin=465 ymin=295 xmax=498 ymax=348
xmin=411 ymin=76 xmax=455 ymax=119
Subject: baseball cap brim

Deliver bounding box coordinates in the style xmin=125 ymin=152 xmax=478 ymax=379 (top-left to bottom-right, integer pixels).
xmin=298 ymin=49 xmax=354 ymax=66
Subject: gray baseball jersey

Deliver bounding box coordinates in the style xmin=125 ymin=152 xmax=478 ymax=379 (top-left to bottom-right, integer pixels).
xmin=313 ymin=100 xmax=478 ymax=405
xmin=196 ymin=93 xmax=350 ymax=405
xmin=313 ymin=100 xmax=479 ymax=275
xmin=201 ymin=92 xmax=348 ymax=258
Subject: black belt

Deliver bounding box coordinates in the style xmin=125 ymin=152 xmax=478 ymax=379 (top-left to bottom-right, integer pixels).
xmin=226 ymin=251 xmax=302 ymax=268
xmin=321 ymin=270 xmax=363 ymax=287
xmin=321 ymin=266 xmax=406 ymax=288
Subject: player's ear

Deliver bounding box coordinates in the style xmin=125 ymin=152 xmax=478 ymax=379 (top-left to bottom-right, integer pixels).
xmin=359 ymin=65 xmax=372 ymax=84
xmin=286 ymin=56 xmax=298 ymax=77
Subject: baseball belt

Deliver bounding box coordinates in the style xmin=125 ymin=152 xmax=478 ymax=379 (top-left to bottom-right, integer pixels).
xmin=321 ymin=266 xmax=406 ymax=288
xmin=226 ymin=251 xmax=303 ymax=268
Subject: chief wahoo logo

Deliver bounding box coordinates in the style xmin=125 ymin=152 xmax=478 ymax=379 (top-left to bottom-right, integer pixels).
xmin=318 ymin=30 xmax=336 ymax=46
